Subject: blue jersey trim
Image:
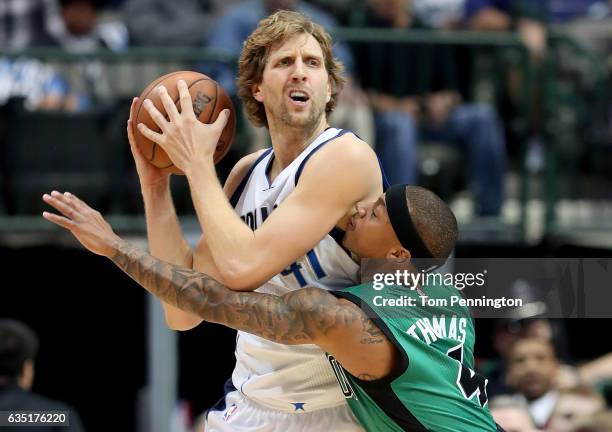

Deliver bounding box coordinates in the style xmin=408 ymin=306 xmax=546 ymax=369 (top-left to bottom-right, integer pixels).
xmin=377 ymin=155 xmax=391 ymax=191
xmin=264 ymin=153 xmax=275 ymax=188
xmin=329 ymin=227 xmax=352 ymax=257
xmin=229 ymin=148 xmax=274 ymax=208
xmin=294 ymin=129 xmax=352 ymax=186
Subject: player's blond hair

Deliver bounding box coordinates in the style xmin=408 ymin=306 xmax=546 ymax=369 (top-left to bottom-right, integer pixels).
xmin=237 ymin=10 xmax=346 ymax=128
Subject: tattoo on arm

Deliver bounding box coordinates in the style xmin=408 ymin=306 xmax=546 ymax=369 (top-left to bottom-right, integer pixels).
xmin=110 ymin=241 xmax=363 ymax=345
xmin=360 ymin=315 xmax=385 ymax=345
xmin=357 ymin=373 xmax=379 ymax=381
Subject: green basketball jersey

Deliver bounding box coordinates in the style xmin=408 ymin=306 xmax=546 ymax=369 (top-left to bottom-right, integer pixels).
xmin=329 ymin=282 xmax=500 ymax=432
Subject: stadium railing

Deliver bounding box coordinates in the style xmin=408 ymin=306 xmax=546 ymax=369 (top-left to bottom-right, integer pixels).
xmin=0 ymin=30 xmax=537 ymax=242
xmin=333 ymin=28 xmax=534 ymax=243
xmin=541 ymin=29 xmax=611 ymax=245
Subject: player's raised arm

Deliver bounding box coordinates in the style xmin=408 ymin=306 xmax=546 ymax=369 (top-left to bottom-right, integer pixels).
xmin=109 ymin=241 xmax=397 ymax=381
xmin=127 ymin=99 xmax=201 ymax=330
xmin=41 ymin=191 xmax=396 ymax=379
xmin=187 ymin=134 xmax=381 ymax=290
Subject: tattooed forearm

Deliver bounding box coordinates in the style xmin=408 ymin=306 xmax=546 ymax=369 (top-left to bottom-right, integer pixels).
xmin=109 ymin=240 xmax=362 ymax=345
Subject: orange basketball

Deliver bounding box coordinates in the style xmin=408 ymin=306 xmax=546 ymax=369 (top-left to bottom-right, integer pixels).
xmin=133 ymin=71 xmax=236 ymax=175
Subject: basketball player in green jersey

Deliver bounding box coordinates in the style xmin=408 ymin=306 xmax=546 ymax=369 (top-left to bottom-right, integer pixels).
xmin=42 ymin=185 xmax=503 ymax=431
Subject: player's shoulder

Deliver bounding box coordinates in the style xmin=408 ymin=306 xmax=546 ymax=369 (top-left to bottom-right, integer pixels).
xmin=300 ymin=130 xmax=380 ymax=184
xmin=223 ymin=148 xmax=270 ymax=197
xmin=234 ymin=148 xmax=270 ymax=172
xmin=328 ymin=130 xmax=375 ymax=157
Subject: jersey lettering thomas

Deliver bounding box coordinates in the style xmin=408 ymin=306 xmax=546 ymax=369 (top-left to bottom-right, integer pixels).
xmin=229 ymin=128 xmax=361 ymax=413
xmin=329 ymin=283 xmax=500 ymax=431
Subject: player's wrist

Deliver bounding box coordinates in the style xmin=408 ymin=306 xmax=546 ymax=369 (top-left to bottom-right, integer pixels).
xmin=140 ymin=177 xmax=171 ymax=196
xmin=107 ymin=236 xmax=127 ymax=260
xmin=184 ymin=157 xmax=216 ymax=180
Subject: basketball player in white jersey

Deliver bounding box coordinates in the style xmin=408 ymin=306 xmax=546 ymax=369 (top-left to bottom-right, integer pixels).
xmin=130 ymin=10 xmax=383 ymax=431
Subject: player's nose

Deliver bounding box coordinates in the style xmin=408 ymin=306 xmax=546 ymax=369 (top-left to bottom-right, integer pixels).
xmin=355 ymin=202 xmax=367 ymax=218
xmin=290 ymin=58 xmax=307 ymax=82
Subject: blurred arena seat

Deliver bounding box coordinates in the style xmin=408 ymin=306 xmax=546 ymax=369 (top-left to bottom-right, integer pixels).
xmin=2 ymin=98 xmax=119 ymax=215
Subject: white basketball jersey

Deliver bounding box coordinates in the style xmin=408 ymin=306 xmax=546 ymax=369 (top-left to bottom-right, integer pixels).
xmin=230 ymin=127 xmax=361 ymax=413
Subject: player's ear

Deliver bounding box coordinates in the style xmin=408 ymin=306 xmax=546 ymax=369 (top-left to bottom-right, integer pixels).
xmin=326 ymin=78 xmax=332 ymax=104
xmin=386 ymin=247 xmax=410 ymax=263
xmin=252 ymin=83 xmax=264 ymax=103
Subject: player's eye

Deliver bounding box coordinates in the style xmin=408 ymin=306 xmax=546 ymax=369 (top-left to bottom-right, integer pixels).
xmin=307 ymin=58 xmax=320 ymax=67
xmin=278 ymin=58 xmax=291 ymax=66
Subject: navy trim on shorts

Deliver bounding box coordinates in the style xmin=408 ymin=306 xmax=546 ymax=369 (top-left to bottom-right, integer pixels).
xmin=205 ymin=377 xmax=237 ymax=420
xmin=230 ymin=148 xmax=274 ymax=208
xmin=294 ymin=129 xmax=352 ymax=186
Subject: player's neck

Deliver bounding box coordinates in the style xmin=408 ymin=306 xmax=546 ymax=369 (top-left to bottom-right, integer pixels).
xmin=268 ymin=117 xmax=328 ymax=171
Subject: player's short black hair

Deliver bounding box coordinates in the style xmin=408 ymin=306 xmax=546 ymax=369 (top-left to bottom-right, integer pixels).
xmin=0 ymin=319 xmax=39 ymax=379
xmin=59 ymin=0 xmax=102 ymax=8
xmin=405 ymin=186 xmax=458 ymax=260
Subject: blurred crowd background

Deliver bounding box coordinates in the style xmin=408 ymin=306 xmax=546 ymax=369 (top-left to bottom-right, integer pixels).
xmin=1 ymin=0 xmax=611 ymax=431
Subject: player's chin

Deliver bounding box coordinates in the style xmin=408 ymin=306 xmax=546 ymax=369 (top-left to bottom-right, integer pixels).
xmin=342 ymin=233 xmax=356 ymax=254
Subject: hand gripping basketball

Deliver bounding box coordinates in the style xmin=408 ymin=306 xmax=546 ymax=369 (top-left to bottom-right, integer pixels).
xmin=133 ymin=71 xmax=235 ymax=175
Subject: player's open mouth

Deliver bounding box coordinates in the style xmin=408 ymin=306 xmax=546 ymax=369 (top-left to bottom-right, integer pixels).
xmin=288 ymin=90 xmax=310 ymax=106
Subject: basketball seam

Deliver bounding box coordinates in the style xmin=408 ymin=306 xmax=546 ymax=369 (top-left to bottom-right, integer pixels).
xmin=157 ymin=77 xmax=214 ymax=169
xmin=207 ymin=82 xmax=219 ymax=124
xmin=135 ymin=70 xmax=187 ymax=163
xmin=153 ymin=77 xmax=217 ymax=169
xmin=139 ymin=74 xmax=215 ymax=170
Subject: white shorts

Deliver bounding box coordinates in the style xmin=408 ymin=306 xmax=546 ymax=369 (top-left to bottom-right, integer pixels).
xmin=203 ymin=390 xmax=364 ymax=432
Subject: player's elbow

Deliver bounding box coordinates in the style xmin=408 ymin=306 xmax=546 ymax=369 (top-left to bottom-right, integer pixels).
xmin=217 ymin=260 xmax=261 ymax=291
xmin=164 ymin=315 xmax=203 ymax=331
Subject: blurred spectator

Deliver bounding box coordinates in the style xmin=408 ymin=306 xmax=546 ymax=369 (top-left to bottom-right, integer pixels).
xmin=573 ymin=411 xmax=612 ymax=432
xmin=0 ymin=0 xmax=123 ymax=111
xmin=123 ymin=0 xmax=224 ymax=46
xmin=50 ymin=0 xmax=129 ymax=111
xmin=202 ymin=0 xmax=374 ymax=152
xmin=0 ymin=319 xmax=85 ymax=431
xmin=464 ymin=0 xmax=549 ymax=173
xmin=577 ymin=353 xmax=612 ymax=388
xmin=489 ymin=395 xmax=540 ymax=432
xmin=547 ymin=0 xmax=611 ymax=24
xmin=307 ymin=0 xmax=353 ymax=24
xmin=0 ymin=58 xmax=70 ymax=110
xmin=0 ymin=0 xmax=74 ymax=111
xmin=482 ymin=319 xmax=523 ymax=397
xmin=465 ymin=0 xmax=548 ymax=61
xmin=546 ymin=0 xmax=612 ymax=57
xmin=547 ymin=386 xmax=606 ymax=432
xmin=483 ymin=319 xmax=575 ymax=398
xmin=522 ymin=319 xmax=572 ymax=364
xmin=0 ymin=0 xmax=64 ymax=48
xmin=99 ymin=0 xmax=127 ymax=7
xmin=54 ymin=0 xmax=128 ymax=52
xmin=507 ymin=337 xmax=560 ymax=428
xmin=355 ymin=0 xmax=506 ymax=216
